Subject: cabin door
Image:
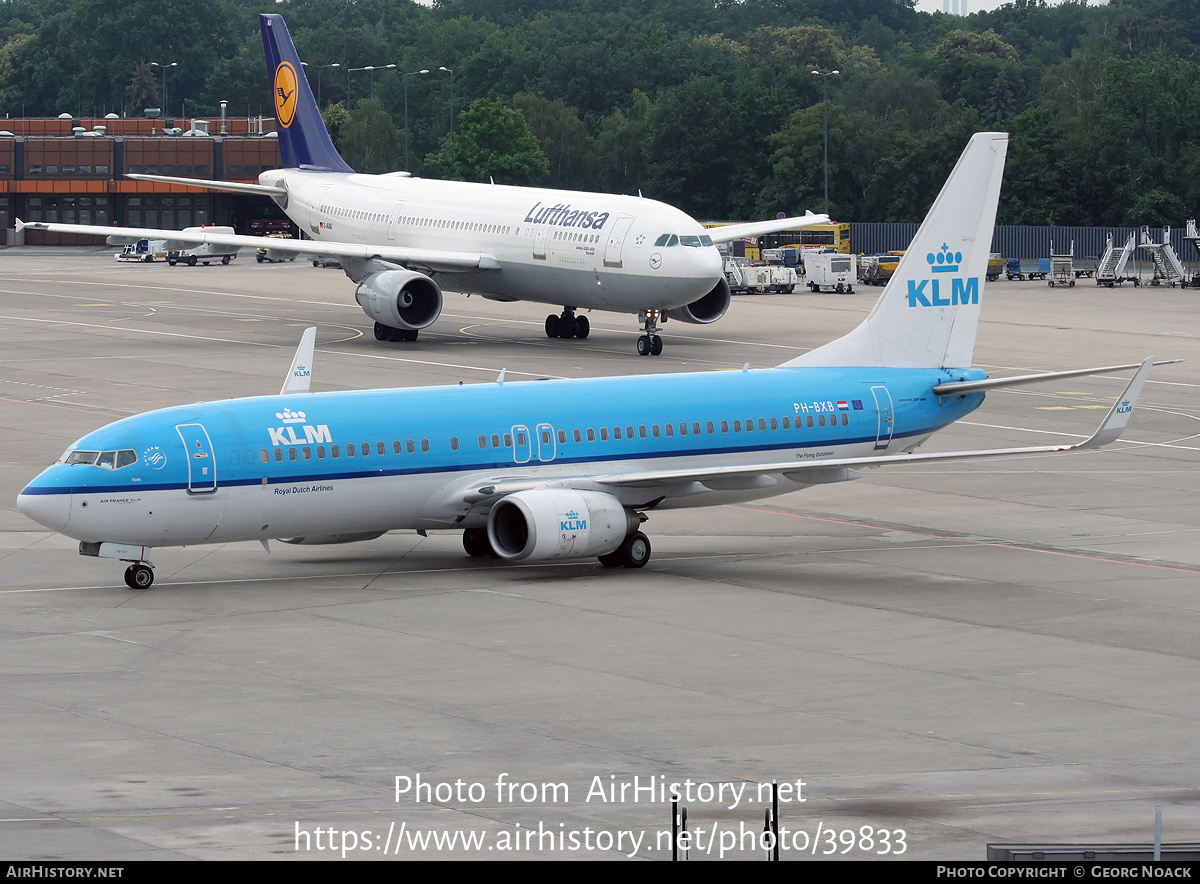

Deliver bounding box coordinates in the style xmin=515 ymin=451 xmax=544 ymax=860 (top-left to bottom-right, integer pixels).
xmin=176 ymin=423 xmax=217 ymax=494
xmin=603 ymin=216 xmax=636 ymax=268
xmin=870 ymin=386 xmax=894 ymax=450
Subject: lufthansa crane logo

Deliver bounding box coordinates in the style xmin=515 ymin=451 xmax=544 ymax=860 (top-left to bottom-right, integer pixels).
xmin=274 ymin=62 xmax=299 ymax=128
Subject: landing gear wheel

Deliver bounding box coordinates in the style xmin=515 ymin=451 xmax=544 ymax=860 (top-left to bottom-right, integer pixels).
xmin=650 ymin=335 xmax=663 ymax=356
xmin=545 ymin=314 xmax=560 ymax=338
xmin=463 ymin=528 xmax=494 ymax=558
xmin=575 ymin=315 xmax=590 ymax=339
xmin=637 ymin=335 xmax=651 ymax=356
xmin=124 ymin=564 xmax=154 ymax=589
xmin=559 ymin=316 xmax=578 ymax=338
xmin=619 ymin=531 xmax=651 ymax=568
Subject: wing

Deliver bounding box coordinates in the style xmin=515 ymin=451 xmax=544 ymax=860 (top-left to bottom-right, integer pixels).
xmin=459 ymin=358 xmax=1154 ymax=507
xmin=16 ymin=219 xmax=494 ymax=273
xmin=707 ymin=211 xmax=831 ymax=245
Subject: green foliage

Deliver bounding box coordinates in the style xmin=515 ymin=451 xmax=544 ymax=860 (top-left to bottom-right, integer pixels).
xmin=425 ymin=98 xmax=549 ymax=185
xmin=0 ymin=0 xmax=1198 ymax=224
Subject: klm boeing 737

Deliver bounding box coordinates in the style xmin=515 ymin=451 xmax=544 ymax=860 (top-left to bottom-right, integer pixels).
xmin=18 ymin=14 xmax=829 ymax=356
xmin=18 ymin=132 xmax=1162 ymax=589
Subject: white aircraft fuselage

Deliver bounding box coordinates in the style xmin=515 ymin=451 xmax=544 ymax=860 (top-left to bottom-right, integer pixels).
xmin=269 ymin=168 xmax=724 ymax=311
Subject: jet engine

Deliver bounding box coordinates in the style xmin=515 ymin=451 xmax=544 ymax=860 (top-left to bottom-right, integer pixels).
xmin=666 ymin=278 xmax=731 ymax=324
xmin=487 ymin=489 xmax=640 ymax=562
xmin=355 ymin=269 xmax=443 ymax=331
xmin=279 ymin=532 xmax=386 ymax=545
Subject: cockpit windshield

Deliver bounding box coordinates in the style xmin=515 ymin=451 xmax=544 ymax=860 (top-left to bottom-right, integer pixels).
xmin=61 ymin=449 xmax=137 ymax=470
xmin=654 ymin=234 xmax=714 ymax=248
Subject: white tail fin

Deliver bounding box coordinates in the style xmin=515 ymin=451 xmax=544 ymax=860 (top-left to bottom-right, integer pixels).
xmin=783 ymin=131 xmax=1008 ymax=370
xmin=280 ymin=327 xmax=317 ymax=395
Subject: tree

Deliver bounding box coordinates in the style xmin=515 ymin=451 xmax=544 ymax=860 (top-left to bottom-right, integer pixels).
xmin=337 ymin=98 xmax=404 ymax=174
xmin=425 ymin=98 xmax=549 ymax=185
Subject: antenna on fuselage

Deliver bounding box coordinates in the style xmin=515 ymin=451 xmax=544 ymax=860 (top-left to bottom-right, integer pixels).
xmin=280 ymin=327 xmax=317 ymax=395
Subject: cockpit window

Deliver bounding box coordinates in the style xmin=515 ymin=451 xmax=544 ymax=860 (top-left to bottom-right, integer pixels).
xmin=62 ymin=449 xmax=137 ymax=470
xmin=679 ymin=235 xmax=704 ymax=247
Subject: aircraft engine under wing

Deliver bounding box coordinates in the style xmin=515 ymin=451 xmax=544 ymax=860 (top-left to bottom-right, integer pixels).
xmin=487 ymin=489 xmax=641 ymax=562
xmin=355 ymin=270 xmax=443 ymax=333
xmin=667 ymin=278 xmax=732 ymax=324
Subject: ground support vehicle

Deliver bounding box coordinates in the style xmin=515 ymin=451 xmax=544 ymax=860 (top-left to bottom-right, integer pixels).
xmin=164 ymin=226 xmax=238 ymax=266
xmin=1047 ymin=241 xmax=1076 ymax=287
xmin=1095 ymin=233 xmax=1139 ymax=287
xmin=257 ymin=232 xmax=299 ymax=263
xmin=987 ymin=253 xmax=1004 ymax=281
xmin=804 ymin=251 xmax=857 ymax=293
xmin=116 ymin=239 xmax=166 ymax=262
xmin=1005 ymin=258 xmax=1047 ymax=281
xmin=723 ymin=258 xmax=796 ymax=294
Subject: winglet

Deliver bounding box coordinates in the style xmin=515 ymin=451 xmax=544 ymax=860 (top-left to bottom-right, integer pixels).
xmin=280 ymin=327 xmax=317 ymax=395
xmin=1071 ymin=357 xmax=1153 ymax=451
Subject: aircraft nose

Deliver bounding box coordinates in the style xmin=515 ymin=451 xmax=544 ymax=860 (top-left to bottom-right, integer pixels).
xmin=697 ymin=247 xmax=723 ymax=280
xmin=17 ymin=484 xmax=71 ymax=532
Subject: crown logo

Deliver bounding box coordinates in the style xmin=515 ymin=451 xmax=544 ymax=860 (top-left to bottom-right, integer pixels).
xmin=277 ymin=408 xmax=307 ymax=424
xmin=927 ymin=243 xmax=962 ymax=273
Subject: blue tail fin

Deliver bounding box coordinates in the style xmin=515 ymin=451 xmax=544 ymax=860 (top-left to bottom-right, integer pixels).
xmin=260 ymin=14 xmax=354 ymax=173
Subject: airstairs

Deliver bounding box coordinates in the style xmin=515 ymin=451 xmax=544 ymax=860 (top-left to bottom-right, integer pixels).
xmin=1095 ymin=233 xmax=1138 ymax=287
xmin=1139 ymin=226 xmax=1188 ymax=287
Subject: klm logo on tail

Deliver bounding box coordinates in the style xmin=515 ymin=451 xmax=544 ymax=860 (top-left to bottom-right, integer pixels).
xmin=908 ymin=243 xmax=979 ymax=308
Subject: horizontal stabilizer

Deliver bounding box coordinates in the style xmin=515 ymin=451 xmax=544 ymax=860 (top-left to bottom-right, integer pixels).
xmin=934 ymin=359 xmax=1180 ymax=396
xmin=125 ymin=173 xmax=288 ymax=196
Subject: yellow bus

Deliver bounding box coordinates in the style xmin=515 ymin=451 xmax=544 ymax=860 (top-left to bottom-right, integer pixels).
xmin=704 ymin=221 xmax=851 ymax=261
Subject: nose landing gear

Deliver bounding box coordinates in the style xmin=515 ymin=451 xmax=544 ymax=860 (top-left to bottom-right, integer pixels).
xmin=124 ymin=562 xmax=155 ymax=589
xmin=636 ymin=309 xmax=665 ymax=356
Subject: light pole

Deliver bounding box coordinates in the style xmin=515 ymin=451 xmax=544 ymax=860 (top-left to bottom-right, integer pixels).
xmin=811 ymin=69 xmax=839 ymax=218
xmin=403 ymin=69 xmax=430 ymax=172
xmin=438 ymin=66 xmax=454 ymax=134
xmin=347 ymin=63 xmax=396 ymax=104
xmin=301 ymin=61 xmax=339 ymax=108
xmin=150 ymin=61 xmax=177 ymax=121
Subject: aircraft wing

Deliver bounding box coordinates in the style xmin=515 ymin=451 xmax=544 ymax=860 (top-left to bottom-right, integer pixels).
xmin=707 ymin=211 xmax=831 ymax=244
xmin=460 ymin=358 xmax=1154 ymax=505
xmin=15 ymin=219 xmax=492 ymax=273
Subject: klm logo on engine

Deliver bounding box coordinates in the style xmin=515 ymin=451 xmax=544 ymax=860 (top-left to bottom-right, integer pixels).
xmin=908 ymin=244 xmax=979 ymax=308
xmin=268 ymin=408 xmax=332 ymax=447
xmin=560 ymin=509 xmax=587 ymax=532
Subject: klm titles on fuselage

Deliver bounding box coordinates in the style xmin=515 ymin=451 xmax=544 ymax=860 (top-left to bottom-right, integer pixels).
xmin=908 ymin=246 xmax=979 ymax=308
xmin=523 ymin=202 xmax=611 ymax=230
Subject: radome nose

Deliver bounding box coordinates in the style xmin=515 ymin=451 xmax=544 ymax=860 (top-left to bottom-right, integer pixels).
xmin=17 ymin=486 xmax=71 ymax=532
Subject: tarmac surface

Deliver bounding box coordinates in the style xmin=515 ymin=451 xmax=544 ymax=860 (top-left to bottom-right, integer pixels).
xmin=1 ymin=247 xmax=1198 ymax=860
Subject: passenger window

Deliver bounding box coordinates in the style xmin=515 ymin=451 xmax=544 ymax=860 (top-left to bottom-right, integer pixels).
xmin=377 ymin=441 xmax=385 ymax=455
xmin=260 ymin=449 xmax=269 ymax=463
xmin=421 ymin=439 xmax=429 ymax=452
xmin=451 ymin=437 xmax=459 ymax=451
xmin=303 ymin=447 xmax=312 ymax=460
xmin=393 ymin=441 xmax=402 ymax=454
xmin=274 ymin=449 xmax=283 ymax=462
xmin=478 ymin=435 xmax=487 ymax=449
xmin=361 ymin=443 xmax=370 ymax=456
xmin=491 ymin=434 xmax=500 ymax=448
xmin=407 ymin=440 xmax=415 ymax=454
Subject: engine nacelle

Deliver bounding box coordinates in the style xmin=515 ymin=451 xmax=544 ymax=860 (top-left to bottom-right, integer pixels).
xmin=487 ymin=489 xmax=639 ymax=562
xmin=666 ymin=278 xmax=731 ymax=324
xmin=279 ymin=531 xmax=386 ymax=545
xmin=355 ymin=269 xmax=443 ymax=330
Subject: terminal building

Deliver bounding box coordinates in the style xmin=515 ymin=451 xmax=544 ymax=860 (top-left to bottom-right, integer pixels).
xmin=0 ymin=115 xmax=290 ymax=245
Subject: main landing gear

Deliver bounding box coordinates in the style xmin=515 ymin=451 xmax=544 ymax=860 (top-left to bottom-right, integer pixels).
xmin=374 ymin=321 xmax=419 ymax=343
xmin=544 ymin=307 xmax=590 ymax=340
xmin=124 ymin=562 xmax=154 ymax=589
xmin=598 ymin=531 xmax=652 ymax=568
xmin=636 ymin=309 xmax=664 ymax=357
